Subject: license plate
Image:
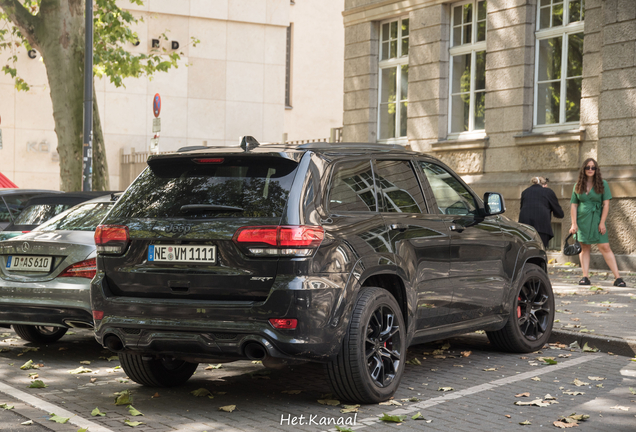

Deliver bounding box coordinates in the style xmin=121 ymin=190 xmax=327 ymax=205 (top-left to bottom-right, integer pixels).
xmin=148 ymin=245 xmax=216 ymax=264
xmin=6 ymin=255 xmax=52 ymax=272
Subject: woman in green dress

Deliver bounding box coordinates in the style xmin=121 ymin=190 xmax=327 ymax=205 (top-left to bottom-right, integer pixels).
xmin=569 ymin=158 xmax=626 ymax=287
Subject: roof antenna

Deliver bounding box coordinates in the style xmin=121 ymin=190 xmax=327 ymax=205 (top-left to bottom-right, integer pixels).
xmin=240 ymin=136 xmax=260 ymax=152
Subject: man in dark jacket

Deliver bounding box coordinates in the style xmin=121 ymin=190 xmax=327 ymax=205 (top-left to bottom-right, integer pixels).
xmin=519 ymin=177 xmax=564 ymax=248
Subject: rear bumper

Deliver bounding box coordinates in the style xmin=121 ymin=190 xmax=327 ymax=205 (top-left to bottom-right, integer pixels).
xmin=0 ymin=278 xmax=93 ymax=327
xmin=91 ymin=272 xmax=351 ymax=362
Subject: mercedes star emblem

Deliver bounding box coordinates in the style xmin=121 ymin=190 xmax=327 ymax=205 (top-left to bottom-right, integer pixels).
xmin=22 ymin=242 xmax=30 ymax=252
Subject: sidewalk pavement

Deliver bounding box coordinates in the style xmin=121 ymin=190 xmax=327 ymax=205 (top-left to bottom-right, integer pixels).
xmin=547 ymin=263 xmax=636 ymax=357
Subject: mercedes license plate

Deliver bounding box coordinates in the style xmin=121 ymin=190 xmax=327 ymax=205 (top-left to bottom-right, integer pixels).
xmin=6 ymin=256 xmax=52 ymax=272
xmin=148 ymin=245 xmax=216 ymax=263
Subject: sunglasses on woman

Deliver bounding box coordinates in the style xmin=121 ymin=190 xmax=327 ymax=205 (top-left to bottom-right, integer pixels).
xmin=585 ymin=165 xmax=596 ymax=171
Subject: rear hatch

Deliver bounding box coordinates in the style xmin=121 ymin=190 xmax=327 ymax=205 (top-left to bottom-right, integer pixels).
xmin=99 ymin=153 xmax=302 ymax=301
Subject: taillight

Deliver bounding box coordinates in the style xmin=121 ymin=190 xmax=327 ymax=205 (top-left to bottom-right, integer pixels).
xmin=193 ymin=158 xmax=224 ymax=164
xmin=269 ymin=318 xmax=298 ymax=329
xmin=92 ymin=310 xmax=104 ymax=320
xmin=58 ymin=258 xmax=97 ymax=279
xmin=233 ymin=225 xmax=324 ymax=257
xmin=94 ymin=225 xmax=130 ymax=255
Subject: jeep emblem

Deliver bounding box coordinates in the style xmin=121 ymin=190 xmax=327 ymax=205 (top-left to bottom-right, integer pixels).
xmin=165 ymin=225 xmax=192 ymax=235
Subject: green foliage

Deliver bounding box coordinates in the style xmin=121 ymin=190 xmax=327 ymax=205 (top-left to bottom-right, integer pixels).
xmin=0 ymin=0 xmax=198 ymax=90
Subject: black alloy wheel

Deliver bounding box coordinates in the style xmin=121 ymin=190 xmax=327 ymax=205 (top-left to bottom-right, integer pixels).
xmin=487 ymin=263 xmax=554 ymax=353
xmin=327 ymin=287 xmax=406 ymax=403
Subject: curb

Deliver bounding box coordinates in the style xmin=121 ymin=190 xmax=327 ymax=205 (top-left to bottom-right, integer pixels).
xmin=550 ymin=329 xmax=636 ymax=358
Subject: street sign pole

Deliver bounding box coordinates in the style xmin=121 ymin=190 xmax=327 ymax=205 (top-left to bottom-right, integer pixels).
xmin=82 ymin=0 xmax=93 ymax=191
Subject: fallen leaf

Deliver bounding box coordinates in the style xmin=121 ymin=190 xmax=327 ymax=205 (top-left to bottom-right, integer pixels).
xmin=515 ymin=392 xmax=530 ymax=397
xmin=610 ymin=405 xmax=629 ymax=411
xmin=519 ymin=420 xmax=532 ymax=425
xmin=91 ymin=407 xmax=106 ymax=417
xmin=440 ymin=342 xmax=450 ymax=350
xmin=433 ymin=355 xmax=446 ymax=359
xmin=1 ymin=403 xmax=14 ymax=410
xmin=69 ymin=366 xmax=92 ymax=374
xmin=151 ymin=392 xmax=160 ymax=398
xmin=114 ymin=390 xmax=133 ymax=405
xmin=553 ymin=421 xmax=578 ymax=428
xmin=205 ymin=364 xmax=223 ymax=370
xmin=569 ymin=341 xmax=581 ymax=350
xmin=582 ymin=342 xmax=599 ymax=353
xmin=340 ymin=404 xmax=360 ymax=413
xmin=483 ymin=368 xmax=497 ymax=371
xmin=28 ymin=380 xmax=47 ymax=388
xmin=461 ymin=351 xmax=472 ymax=357
xmin=29 ymin=373 xmax=38 ymax=379
xmin=406 ymin=358 xmax=421 ymax=366
xmin=58 ymin=347 xmax=68 ymax=351
xmin=379 ymin=413 xmax=407 ymax=423
xmin=563 ymin=391 xmax=585 ymax=396
xmin=568 ymin=414 xmax=589 ymax=422
xmin=90 ymin=378 xmax=97 ymax=383
xmin=20 ymin=420 xmax=33 ymax=425
xmin=335 ymin=427 xmax=353 ymax=432
xmin=318 ymin=399 xmax=340 ymax=406
xmin=544 ymin=394 xmax=556 ymax=400
xmin=128 ymin=405 xmax=144 ymax=416
xmin=124 ymin=419 xmax=144 ymax=427
xmin=514 ymin=399 xmax=550 ymax=407
xmin=191 ymin=388 xmax=213 ymax=398
xmin=438 ymin=387 xmax=454 ymax=392
xmin=630 ymin=388 xmax=636 ymax=395
xmin=379 ymin=399 xmax=402 ymax=406
xmin=411 ymin=411 xmax=432 ymax=422
xmin=282 ymin=390 xmax=301 ymax=394
xmin=587 ymin=376 xmax=605 ymax=381
xmin=48 ymin=413 xmax=70 ymax=424
xmin=572 ymin=378 xmax=589 ymax=386
xmin=531 ymin=377 xmax=541 ymax=381
xmin=505 ymin=415 xmax=511 ymax=418
xmin=20 ymin=360 xmax=38 ymax=370
xmin=219 ymin=405 xmax=236 ymax=412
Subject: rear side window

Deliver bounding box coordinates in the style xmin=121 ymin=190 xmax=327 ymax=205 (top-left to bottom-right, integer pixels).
xmin=328 ymin=160 xmax=377 ymax=213
xmin=14 ymin=204 xmax=72 ymax=225
xmin=0 ymin=194 xmax=36 ymax=223
xmin=373 ymin=160 xmax=426 ymax=214
xmin=37 ymin=203 xmax=113 ymax=232
xmin=109 ymin=157 xmax=298 ymax=219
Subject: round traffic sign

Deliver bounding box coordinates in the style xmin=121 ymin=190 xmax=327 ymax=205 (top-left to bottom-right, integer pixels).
xmin=153 ymin=94 xmax=161 ymax=118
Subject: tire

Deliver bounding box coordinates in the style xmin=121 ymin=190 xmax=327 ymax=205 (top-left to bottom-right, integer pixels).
xmin=487 ymin=263 xmax=554 ymax=353
xmin=119 ymin=353 xmax=198 ymax=387
xmin=12 ymin=325 xmax=68 ymax=343
xmin=326 ymin=287 xmax=406 ymax=404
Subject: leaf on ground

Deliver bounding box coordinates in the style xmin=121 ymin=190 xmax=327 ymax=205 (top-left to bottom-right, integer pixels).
xmin=114 ymin=390 xmax=133 ymax=405
xmin=483 ymin=368 xmax=497 ymax=371
xmin=553 ymin=421 xmax=578 ymax=428
xmin=128 ymin=405 xmax=144 ymax=416
xmin=80 ymin=361 xmax=91 ymax=365
xmin=568 ymin=414 xmax=589 ymax=422
xmin=151 ymin=392 xmax=160 ymax=398
xmin=191 ymin=388 xmax=213 ymax=398
xmin=432 ymin=349 xmax=445 ymax=355
xmin=440 ymin=342 xmax=451 ymax=350
xmin=124 ymin=419 xmax=144 ymax=427
xmin=572 ymin=378 xmax=589 ymax=386
xmin=59 ymin=347 xmax=68 ymax=351
xmin=515 ymin=392 xmax=530 ymax=398
xmin=587 ymin=376 xmax=605 ymax=381
xmin=630 ymin=388 xmax=636 ymax=395
xmin=219 ymin=405 xmax=236 ymax=412
xmin=48 ymin=414 xmax=70 ymax=424
xmin=28 ymin=380 xmax=47 ymax=388
xmin=543 ymin=358 xmax=558 ymax=365
xmin=69 ymin=366 xmax=92 ymax=374
xmin=519 ymin=420 xmax=532 ymax=425
xmin=438 ymin=387 xmax=454 ymax=392
xmin=379 ymin=399 xmax=402 ymax=405
xmin=531 ymin=377 xmax=541 ymax=381
xmin=514 ymin=399 xmax=551 ymax=407
xmin=106 ymin=356 xmax=119 ymax=361
xmin=20 ymin=360 xmax=38 ymax=370
xmin=461 ymin=351 xmax=472 ymax=357
xmin=21 ymin=420 xmax=33 ymax=425
xmin=340 ymin=404 xmax=360 ymax=413
xmin=78 ymin=429 xmax=88 ymax=432
xmin=559 ymin=354 xmax=572 ymax=358
xmin=582 ymin=342 xmax=599 ymax=353
xmin=411 ymin=412 xmax=432 ymax=422
xmin=379 ymin=413 xmax=407 ymax=423
xmin=91 ymin=407 xmax=106 ymax=416
xmin=406 ymin=358 xmax=421 ymax=365
xmin=251 ymin=360 xmax=262 ymax=364
xmin=205 ymin=364 xmax=223 ymax=370
xmin=569 ymin=341 xmax=581 ymax=350
xmin=609 ymin=405 xmax=629 ymax=411
xmin=335 ymin=427 xmax=354 ymax=432
xmin=22 ymin=347 xmax=38 ymax=353
xmin=1 ymin=403 xmax=14 ymax=409
xmin=563 ymin=390 xmax=585 ymax=396
xmin=282 ymin=390 xmax=301 ymax=394
xmin=544 ymin=394 xmax=556 ymax=400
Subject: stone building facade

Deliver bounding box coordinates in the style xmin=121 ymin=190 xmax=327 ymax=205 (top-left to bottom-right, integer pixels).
xmin=342 ymin=0 xmax=636 ymax=269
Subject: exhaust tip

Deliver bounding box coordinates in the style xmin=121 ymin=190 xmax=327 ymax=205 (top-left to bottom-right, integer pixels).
xmin=243 ymin=342 xmax=267 ymax=360
xmin=104 ymin=334 xmax=124 ymax=352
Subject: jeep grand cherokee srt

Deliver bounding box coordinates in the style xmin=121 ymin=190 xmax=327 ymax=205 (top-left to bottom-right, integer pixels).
xmin=91 ymin=139 xmax=553 ymax=403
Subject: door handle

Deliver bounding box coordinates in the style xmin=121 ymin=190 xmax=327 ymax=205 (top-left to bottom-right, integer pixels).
xmin=449 ymin=224 xmax=465 ymax=232
xmin=390 ymin=224 xmax=408 ymax=232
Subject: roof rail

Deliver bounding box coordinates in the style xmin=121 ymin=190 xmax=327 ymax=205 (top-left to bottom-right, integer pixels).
xmin=177 ymin=145 xmax=209 ymax=152
xmin=297 ymin=142 xmax=407 ymax=151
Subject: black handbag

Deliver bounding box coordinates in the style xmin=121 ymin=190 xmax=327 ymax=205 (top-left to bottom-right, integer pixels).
xmin=563 ymin=233 xmax=582 ymax=256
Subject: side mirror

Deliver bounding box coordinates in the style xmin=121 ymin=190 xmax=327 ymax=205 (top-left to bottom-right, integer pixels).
xmin=483 ymin=192 xmax=505 ymax=216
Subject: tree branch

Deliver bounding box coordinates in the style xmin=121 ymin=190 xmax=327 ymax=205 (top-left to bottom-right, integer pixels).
xmin=0 ymin=0 xmax=38 ymax=47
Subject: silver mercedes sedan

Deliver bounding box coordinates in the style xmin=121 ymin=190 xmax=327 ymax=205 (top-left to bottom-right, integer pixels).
xmin=0 ymin=194 xmax=117 ymax=343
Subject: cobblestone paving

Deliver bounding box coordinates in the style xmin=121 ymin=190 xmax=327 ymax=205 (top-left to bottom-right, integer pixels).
xmin=1 ymin=330 xmax=635 ymax=432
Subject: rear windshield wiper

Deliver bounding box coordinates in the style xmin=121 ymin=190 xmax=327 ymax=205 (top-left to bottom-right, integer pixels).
xmin=180 ymin=204 xmax=244 ymax=213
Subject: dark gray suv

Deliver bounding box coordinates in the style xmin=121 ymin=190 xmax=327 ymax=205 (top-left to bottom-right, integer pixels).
xmin=91 ymin=140 xmax=553 ymax=403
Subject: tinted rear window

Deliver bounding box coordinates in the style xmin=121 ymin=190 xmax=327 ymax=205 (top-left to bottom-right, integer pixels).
xmin=109 ymin=156 xmax=299 ymax=219
xmin=14 ymin=204 xmax=72 ymax=225
xmin=36 ymin=202 xmax=113 ymax=232
xmin=0 ymin=194 xmax=37 ymax=223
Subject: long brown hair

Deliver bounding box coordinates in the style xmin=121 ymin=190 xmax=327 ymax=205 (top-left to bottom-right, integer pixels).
xmin=575 ymin=158 xmax=604 ymax=195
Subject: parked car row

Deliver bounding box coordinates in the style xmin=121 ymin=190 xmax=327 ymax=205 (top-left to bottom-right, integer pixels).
xmin=0 ymin=139 xmax=554 ymax=404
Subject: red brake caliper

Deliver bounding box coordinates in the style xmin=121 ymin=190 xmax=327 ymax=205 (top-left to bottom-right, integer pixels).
xmin=517 ymin=296 xmax=522 ymax=318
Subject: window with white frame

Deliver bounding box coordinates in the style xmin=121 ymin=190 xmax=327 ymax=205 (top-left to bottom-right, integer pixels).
xmin=378 ymin=17 xmax=409 ymax=141
xmin=534 ymin=0 xmax=584 ymax=127
xmin=449 ymin=0 xmax=487 ymax=135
